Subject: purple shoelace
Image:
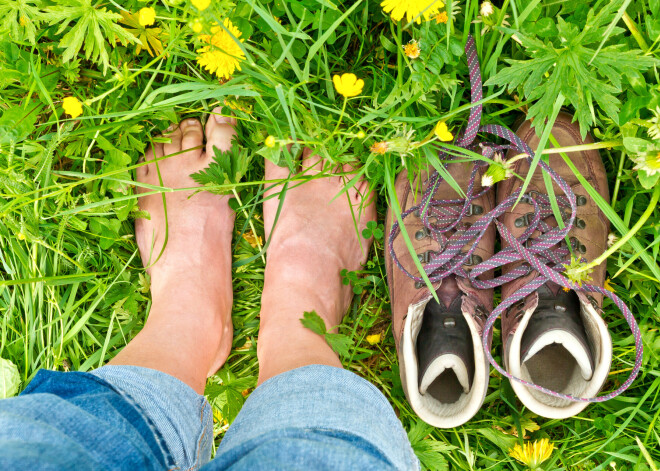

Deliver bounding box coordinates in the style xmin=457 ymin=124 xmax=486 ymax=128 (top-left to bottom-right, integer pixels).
xmin=388 ymin=35 xmax=642 ymax=402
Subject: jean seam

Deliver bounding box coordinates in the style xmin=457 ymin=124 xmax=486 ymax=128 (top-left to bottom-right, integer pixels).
xmin=186 ymin=399 xmax=210 ymax=471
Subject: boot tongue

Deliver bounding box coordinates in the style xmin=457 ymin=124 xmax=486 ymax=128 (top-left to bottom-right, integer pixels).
xmin=521 ymin=284 xmax=594 ymax=380
xmin=419 ymin=354 xmax=471 ymax=395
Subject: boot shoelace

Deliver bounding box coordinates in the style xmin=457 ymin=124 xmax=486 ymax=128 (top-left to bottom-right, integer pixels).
xmin=388 ymin=35 xmax=642 ymax=403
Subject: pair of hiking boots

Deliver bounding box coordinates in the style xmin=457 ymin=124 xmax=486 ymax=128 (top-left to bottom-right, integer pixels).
xmin=385 ymin=113 xmax=613 ymax=427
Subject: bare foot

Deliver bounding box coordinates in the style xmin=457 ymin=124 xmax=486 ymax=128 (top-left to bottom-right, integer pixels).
xmin=257 ymin=149 xmax=376 ymax=383
xmin=110 ymin=108 xmax=237 ymax=391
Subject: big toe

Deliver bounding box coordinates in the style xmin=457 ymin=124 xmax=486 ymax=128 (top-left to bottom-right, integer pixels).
xmin=204 ymin=106 xmax=237 ymax=161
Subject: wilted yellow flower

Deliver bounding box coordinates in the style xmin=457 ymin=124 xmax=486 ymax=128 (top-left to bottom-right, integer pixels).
xmin=197 ymin=18 xmax=245 ymax=79
xmin=403 ymin=40 xmax=421 ymax=59
xmin=366 ymin=333 xmax=382 ymax=345
xmin=191 ymin=0 xmax=211 ymax=10
xmin=243 ymin=230 xmax=263 ymax=248
xmin=510 ymin=438 xmax=554 ymax=470
xmin=139 ymin=7 xmax=156 ymax=26
xmin=604 ymin=278 xmax=614 ymax=292
xmin=607 ymin=232 xmax=618 ymax=247
xmin=631 ymin=150 xmax=660 ymax=176
xmin=19 ymin=16 xmax=28 ymax=26
xmin=332 ymin=73 xmax=364 ymax=98
xmin=62 ymin=96 xmax=83 ymax=118
xmin=265 ymin=135 xmax=276 ymax=148
xmin=370 ymin=141 xmax=389 ymax=154
xmin=381 ymin=0 xmax=445 ymax=23
xmin=480 ymin=1 xmax=494 ymax=17
xmin=434 ymin=121 xmax=453 ymax=141
xmin=434 ymin=11 xmax=448 ymax=23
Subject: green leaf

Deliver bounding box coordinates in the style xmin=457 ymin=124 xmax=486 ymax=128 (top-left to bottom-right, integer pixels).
xmin=485 ymin=6 xmax=659 ymax=137
xmin=300 ymin=310 xmax=327 ymax=336
xmin=324 ymin=332 xmax=354 ymax=358
xmin=0 ymin=0 xmax=44 ymax=45
xmin=0 ymin=357 xmax=20 ymax=398
xmin=44 ymin=0 xmax=139 ymax=73
xmin=190 ymin=136 xmax=252 ymax=194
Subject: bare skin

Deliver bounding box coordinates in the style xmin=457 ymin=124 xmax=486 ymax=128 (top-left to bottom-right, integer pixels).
xmin=257 ymin=150 xmax=376 ymax=384
xmin=109 ymin=108 xmax=236 ymax=394
xmin=111 ymin=110 xmax=376 ymax=392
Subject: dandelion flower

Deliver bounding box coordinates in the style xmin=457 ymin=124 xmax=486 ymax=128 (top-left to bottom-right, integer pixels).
xmin=631 ymin=151 xmax=660 ymax=176
xmin=434 ymin=121 xmax=453 ymax=141
xmin=242 ymin=229 xmax=262 ymax=248
xmin=265 ymin=135 xmax=276 ymax=148
xmin=370 ymin=141 xmax=389 ymax=154
xmin=366 ymin=333 xmax=382 ymax=345
xmin=197 ymin=18 xmax=245 ymax=79
xmin=510 ymin=438 xmax=554 ymax=470
xmin=403 ymin=40 xmax=421 ymax=59
xmin=563 ymin=255 xmax=592 ymax=287
xmin=333 ymin=73 xmax=364 ymax=98
xmin=139 ymin=7 xmax=156 ymax=26
xmin=480 ymin=1 xmax=494 ymax=17
xmin=381 ymin=0 xmax=445 ymax=24
xmin=481 ymin=174 xmax=494 ymax=187
xmin=62 ymin=96 xmax=83 ymax=118
xmin=191 ymin=0 xmax=211 ymax=10
xmin=434 ymin=11 xmax=448 ymax=23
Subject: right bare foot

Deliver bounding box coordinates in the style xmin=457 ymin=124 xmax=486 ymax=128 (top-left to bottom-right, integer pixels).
xmin=257 ymin=149 xmax=377 ymax=383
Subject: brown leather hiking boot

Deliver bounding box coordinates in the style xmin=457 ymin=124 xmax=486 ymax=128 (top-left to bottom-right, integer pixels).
xmin=386 ymin=159 xmax=495 ymax=428
xmin=497 ymin=112 xmax=613 ymax=418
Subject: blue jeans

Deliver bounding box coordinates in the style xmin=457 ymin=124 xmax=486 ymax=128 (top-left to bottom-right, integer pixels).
xmin=0 ymin=364 xmax=419 ymax=470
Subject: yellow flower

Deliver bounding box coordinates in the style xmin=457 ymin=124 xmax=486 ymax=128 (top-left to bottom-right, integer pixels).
xmin=332 ymin=73 xmax=364 ymax=98
xmin=356 ymin=130 xmax=366 ymax=139
xmin=434 ymin=121 xmax=453 ymax=141
xmin=138 ymin=7 xmax=156 ymax=26
xmin=370 ymin=141 xmax=389 ymax=154
xmin=604 ymin=278 xmax=614 ymax=292
xmin=62 ymin=96 xmax=83 ymax=118
xmin=510 ymin=438 xmax=554 ymax=470
xmin=191 ymin=0 xmax=211 ymax=10
xmin=197 ymin=18 xmax=245 ymax=79
xmin=242 ymin=230 xmax=263 ymax=248
xmin=265 ymin=135 xmax=276 ymax=148
xmin=632 ymin=150 xmax=660 ymax=176
xmin=191 ymin=18 xmax=203 ymax=33
xmin=381 ymin=0 xmax=445 ymax=23
xmin=366 ymin=333 xmax=382 ymax=345
xmin=403 ymin=40 xmax=421 ymax=59
xmin=434 ymin=11 xmax=448 ymax=23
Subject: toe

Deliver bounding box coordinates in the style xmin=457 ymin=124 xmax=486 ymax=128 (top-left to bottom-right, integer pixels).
xmin=205 ymin=106 xmax=237 ymax=161
xmin=162 ymin=123 xmax=182 ymax=158
xmin=301 ymin=148 xmax=323 ymax=174
xmin=138 ymin=141 xmax=163 ymax=182
xmin=178 ymin=118 xmax=204 ymax=161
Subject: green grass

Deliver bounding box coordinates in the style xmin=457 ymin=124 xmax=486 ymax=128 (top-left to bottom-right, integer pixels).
xmin=2 ymin=0 xmax=660 ymax=469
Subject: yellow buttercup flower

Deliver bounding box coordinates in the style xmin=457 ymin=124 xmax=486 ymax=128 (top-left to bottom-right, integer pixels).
xmin=381 ymin=0 xmax=445 ymax=23
xmin=265 ymin=135 xmax=276 ymax=148
xmin=434 ymin=121 xmax=453 ymax=141
xmin=197 ymin=18 xmax=245 ymax=79
xmin=510 ymin=438 xmax=554 ymax=470
xmin=138 ymin=7 xmax=156 ymax=26
xmin=191 ymin=0 xmax=211 ymax=10
xmin=332 ymin=73 xmax=364 ymax=98
xmin=403 ymin=40 xmax=421 ymax=59
xmin=366 ymin=333 xmax=382 ymax=345
xmin=191 ymin=18 xmax=203 ymax=33
xmin=62 ymin=96 xmax=83 ymax=118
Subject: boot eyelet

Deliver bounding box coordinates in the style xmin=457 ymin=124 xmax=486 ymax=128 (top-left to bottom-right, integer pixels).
xmin=576 ymin=195 xmax=587 ymax=206
xmin=414 ymin=281 xmax=424 ymax=289
xmin=415 ymin=229 xmax=428 ymax=240
xmin=579 ymin=244 xmax=587 ymax=254
xmin=514 ymin=217 xmax=525 ymax=228
xmin=576 ymin=218 xmax=586 ymax=229
xmin=413 ymin=209 xmax=421 ymax=218
xmin=466 ymin=204 xmax=483 ymax=216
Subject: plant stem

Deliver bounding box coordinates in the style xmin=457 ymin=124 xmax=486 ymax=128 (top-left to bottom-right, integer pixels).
xmin=332 ymin=97 xmax=347 ymax=135
xmin=622 ymin=12 xmax=649 ymax=52
xmin=231 ymin=188 xmax=265 ymax=264
xmin=575 ymin=184 xmax=660 ymax=274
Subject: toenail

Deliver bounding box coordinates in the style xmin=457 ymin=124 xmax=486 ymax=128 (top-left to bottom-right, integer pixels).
xmin=213 ymin=107 xmax=233 ymax=125
xmin=165 ymin=123 xmax=177 ymax=132
xmin=186 ymin=118 xmax=199 ymax=126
